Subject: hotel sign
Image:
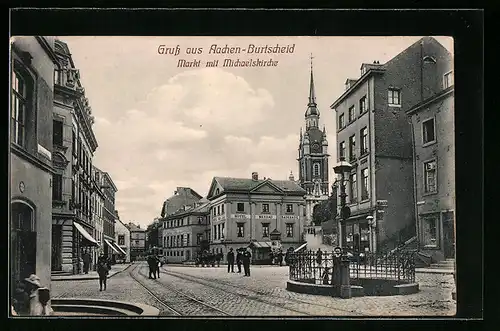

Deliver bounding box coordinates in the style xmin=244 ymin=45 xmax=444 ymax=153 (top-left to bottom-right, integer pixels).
xmin=231 ymin=214 xmax=251 ymax=219
xmin=256 ymin=215 xmax=277 ymax=220
xmin=281 ymin=215 xmax=299 ymax=220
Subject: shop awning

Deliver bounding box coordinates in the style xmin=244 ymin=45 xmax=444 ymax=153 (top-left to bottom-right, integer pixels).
xmin=249 ymin=241 xmax=273 ymax=249
xmin=294 ymin=243 xmax=307 ymax=253
xmin=104 ymin=239 xmax=120 ymax=254
xmin=73 ymin=222 xmax=99 ymax=246
xmin=113 ymin=242 xmax=127 ymax=255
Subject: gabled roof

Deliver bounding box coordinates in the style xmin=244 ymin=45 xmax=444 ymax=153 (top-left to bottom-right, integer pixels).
xmin=207 ymin=176 xmax=306 ymax=199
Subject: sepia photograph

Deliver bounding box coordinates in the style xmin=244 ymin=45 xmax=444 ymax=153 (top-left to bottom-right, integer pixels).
xmin=9 ymin=34 xmax=457 ymax=318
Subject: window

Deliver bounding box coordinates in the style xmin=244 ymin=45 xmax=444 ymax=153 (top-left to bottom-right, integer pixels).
xmin=213 ymin=225 xmax=217 ymax=240
xmin=286 ymin=204 xmax=293 ymax=213
xmin=217 ymin=224 xmax=221 ymax=239
xmin=197 ymin=233 xmax=203 ymax=245
xmin=360 ymin=127 xmax=368 ymax=155
xmin=422 ymin=118 xmax=436 ymax=145
xmin=349 ymin=135 xmax=356 ymax=160
xmin=53 ymin=120 xmax=64 ymax=146
xmin=54 ymin=68 xmax=60 ymax=85
xmin=262 ymin=223 xmax=270 ymax=237
xmin=11 ymin=69 xmax=29 ymax=147
xmin=286 ymin=224 xmax=294 ymax=237
xmin=186 ymin=234 xmax=190 ymax=246
xmin=313 ymin=163 xmax=320 ymax=177
xmin=350 ymin=173 xmax=357 ymax=203
xmin=198 ymin=216 xmax=203 ymax=224
xmin=215 ymin=188 xmax=220 ymax=195
xmin=359 ymin=96 xmax=367 ymax=113
xmin=237 ymin=203 xmax=245 ymax=212
xmin=339 ymin=141 xmax=346 ymax=159
xmin=52 ymin=174 xmax=63 ymax=201
xmin=135 ymin=240 xmax=139 ymax=245
xmin=424 ymin=160 xmax=437 ymax=193
xmin=118 ymin=235 xmax=125 ymax=245
xmin=443 ymin=71 xmax=454 ymax=89
xmin=338 ymin=114 xmax=345 ymax=129
xmin=237 ymin=223 xmax=244 ymax=237
xmin=421 ymin=213 xmax=439 ymax=246
xmin=217 ymin=205 xmax=220 ymax=215
xmin=348 ymin=106 xmax=355 ymax=122
xmin=388 ymin=88 xmax=401 ymax=106
xmin=262 ymin=203 xmax=269 ymax=213
xmin=221 ymin=204 xmax=224 ymax=213
xmin=221 ymin=224 xmax=224 ymax=239
xmin=361 ymin=168 xmax=369 ymax=200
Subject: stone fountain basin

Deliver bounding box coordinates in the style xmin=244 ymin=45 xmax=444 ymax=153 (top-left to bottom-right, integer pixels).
xmin=51 ymin=298 xmax=160 ymax=316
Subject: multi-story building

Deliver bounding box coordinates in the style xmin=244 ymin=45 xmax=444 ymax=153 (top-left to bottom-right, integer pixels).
xmin=101 ymin=172 xmax=119 ymax=261
xmin=298 ymin=61 xmax=330 ymax=227
xmin=206 ymin=173 xmax=307 ymax=264
xmin=50 ymin=38 xmax=100 ymax=275
xmin=115 ymin=219 xmax=131 ymax=263
xmin=128 ymin=223 xmax=146 ymax=261
xmin=330 ymin=36 xmax=451 ymax=253
xmin=406 ymin=66 xmax=454 ymax=263
xmin=10 ymin=36 xmax=58 ymax=293
xmin=161 ymin=199 xmax=210 ymax=263
xmin=160 ymin=187 xmax=203 ymax=218
xmin=91 ymin=166 xmax=105 ymax=269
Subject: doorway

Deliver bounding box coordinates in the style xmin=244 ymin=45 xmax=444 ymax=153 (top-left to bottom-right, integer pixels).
xmin=51 ymin=225 xmax=62 ymax=271
xmin=442 ymin=211 xmax=455 ymax=259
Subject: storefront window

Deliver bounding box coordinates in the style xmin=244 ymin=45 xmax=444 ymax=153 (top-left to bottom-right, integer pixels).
xmin=421 ymin=213 xmax=439 ymax=247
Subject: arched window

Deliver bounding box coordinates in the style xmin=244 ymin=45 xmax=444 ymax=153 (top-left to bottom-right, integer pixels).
xmin=215 ymin=188 xmax=220 ymax=195
xmin=10 ymin=200 xmax=36 ymax=292
xmin=313 ymin=163 xmax=320 ymax=177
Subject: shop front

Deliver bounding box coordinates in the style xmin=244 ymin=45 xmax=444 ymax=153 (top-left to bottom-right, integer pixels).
xmin=344 ymin=216 xmax=371 ymax=253
xmin=248 ymin=241 xmax=274 ymax=265
xmin=73 ymin=221 xmax=99 ymax=274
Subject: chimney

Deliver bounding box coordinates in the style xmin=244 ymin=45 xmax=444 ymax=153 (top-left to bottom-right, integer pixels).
xmin=252 ymin=172 xmax=259 ymax=181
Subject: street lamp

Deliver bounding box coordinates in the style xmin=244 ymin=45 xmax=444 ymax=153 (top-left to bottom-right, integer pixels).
xmin=366 ymin=215 xmax=375 ymax=253
xmin=333 ymin=156 xmax=353 ymax=248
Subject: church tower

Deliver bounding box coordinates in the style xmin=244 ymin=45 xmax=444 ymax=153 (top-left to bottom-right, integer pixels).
xmin=298 ymin=56 xmax=330 ymax=226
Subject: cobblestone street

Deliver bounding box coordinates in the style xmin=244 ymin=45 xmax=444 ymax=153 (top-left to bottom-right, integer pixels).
xmin=50 ymin=262 xmax=456 ymax=316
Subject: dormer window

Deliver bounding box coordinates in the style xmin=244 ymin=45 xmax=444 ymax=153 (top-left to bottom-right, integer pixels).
xmin=361 ymin=67 xmax=367 ymax=75
xmin=215 ymin=188 xmax=220 ymax=195
xmin=423 ymin=56 xmax=437 ymax=64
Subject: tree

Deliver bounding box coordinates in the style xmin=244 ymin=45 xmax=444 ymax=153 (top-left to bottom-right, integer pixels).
xmin=312 ymin=197 xmax=337 ymax=226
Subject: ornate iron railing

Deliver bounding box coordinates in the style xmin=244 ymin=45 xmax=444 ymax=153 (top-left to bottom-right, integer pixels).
xmin=288 ymin=250 xmax=415 ymax=285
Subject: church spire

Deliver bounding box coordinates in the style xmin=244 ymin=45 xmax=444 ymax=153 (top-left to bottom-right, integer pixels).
xmin=308 ymin=54 xmax=316 ymax=107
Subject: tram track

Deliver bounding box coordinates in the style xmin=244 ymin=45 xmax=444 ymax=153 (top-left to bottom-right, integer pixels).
xmin=162 ymin=267 xmax=367 ymax=316
xmin=129 ymin=263 xmax=230 ymax=316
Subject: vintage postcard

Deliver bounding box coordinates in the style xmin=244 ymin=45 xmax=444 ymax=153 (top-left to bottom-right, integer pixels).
xmin=10 ymin=35 xmax=456 ymax=317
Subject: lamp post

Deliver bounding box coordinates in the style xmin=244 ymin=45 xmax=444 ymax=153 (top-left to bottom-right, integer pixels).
xmin=333 ymin=157 xmax=353 ymax=249
xmin=366 ymin=215 xmax=375 ymax=253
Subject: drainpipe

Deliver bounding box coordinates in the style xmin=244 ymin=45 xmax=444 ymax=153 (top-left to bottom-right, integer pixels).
xmin=409 ymin=117 xmax=420 ymax=252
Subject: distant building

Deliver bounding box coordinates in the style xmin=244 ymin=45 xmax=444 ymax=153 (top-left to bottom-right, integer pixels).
xmin=298 ymin=59 xmax=330 ymax=228
xmin=161 ymin=199 xmax=210 ymax=263
xmin=407 ymin=69 xmax=454 ymax=262
xmin=115 ymin=219 xmax=131 ymax=263
xmin=206 ymin=172 xmax=307 ymax=264
xmin=160 ymin=187 xmax=203 ymax=218
xmin=10 ymin=36 xmax=58 ymax=292
xmin=91 ymin=166 xmax=106 ymax=270
xmin=127 ymin=222 xmax=146 ymax=261
xmin=101 ymin=172 xmax=119 ymax=261
xmin=330 ymin=37 xmax=452 ymax=253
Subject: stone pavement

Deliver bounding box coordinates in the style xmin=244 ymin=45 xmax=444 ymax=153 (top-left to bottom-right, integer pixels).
xmin=51 ymin=262 xmax=456 ymax=316
xmin=51 ymin=263 xmax=132 ymax=281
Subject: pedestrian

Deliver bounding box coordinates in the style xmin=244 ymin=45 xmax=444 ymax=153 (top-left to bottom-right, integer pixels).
xmin=216 ymin=252 xmax=222 ymax=267
xmin=236 ymin=249 xmax=243 ymax=273
xmin=242 ymin=248 xmax=252 ymax=277
xmin=227 ymin=248 xmax=235 ymax=273
xmin=82 ymin=249 xmax=91 ymax=274
xmin=97 ymin=254 xmax=110 ymax=291
xmin=316 ymin=248 xmax=323 ymax=275
xmin=322 ymin=267 xmax=331 ymax=285
xmin=147 ymin=254 xmax=156 ymax=279
xmin=155 ymin=255 xmax=161 ymax=279
xmin=19 ymin=274 xmax=54 ymax=316
xmin=279 ymin=250 xmax=284 ymax=267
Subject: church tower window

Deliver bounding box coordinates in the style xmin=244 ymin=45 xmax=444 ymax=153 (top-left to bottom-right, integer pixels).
xmin=313 ymin=163 xmax=320 ymax=177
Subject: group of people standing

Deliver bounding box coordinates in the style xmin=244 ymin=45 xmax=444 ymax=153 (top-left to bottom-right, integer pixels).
xmin=226 ymin=248 xmax=252 ymax=276
xmin=147 ymin=254 xmax=162 ymax=279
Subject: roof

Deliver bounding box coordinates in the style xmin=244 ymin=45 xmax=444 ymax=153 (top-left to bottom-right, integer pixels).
xmin=406 ymin=86 xmax=454 ymax=115
xmin=161 ymin=187 xmax=203 ymax=217
xmin=210 ymin=177 xmax=306 ymax=197
xmin=167 ymin=201 xmax=210 ymax=219
xmin=126 ymin=223 xmax=145 ymax=232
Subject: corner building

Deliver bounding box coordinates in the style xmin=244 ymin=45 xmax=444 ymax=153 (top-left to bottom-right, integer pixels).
xmin=10 ymin=36 xmax=58 ymax=293
xmin=206 ymin=173 xmax=307 ymax=264
xmin=330 ymin=37 xmax=451 ymax=253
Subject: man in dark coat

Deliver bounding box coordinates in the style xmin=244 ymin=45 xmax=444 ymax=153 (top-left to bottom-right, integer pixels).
xmin=242 ymin=249 xmax=252 ymax=276
xmin=147 ymin=254 xmax=156 ymax=279
xmin=155 ymin=255 xmax=161 ymax=278
xmin=82 ymin=250 xmax=91 ymax=274
xmin=226 ymin=248 xmax=235 ymax=273
xmin=97 ymin=254 xmax=110 ymax=291
xmin=236 ymin=249 xmax=243 ymax=273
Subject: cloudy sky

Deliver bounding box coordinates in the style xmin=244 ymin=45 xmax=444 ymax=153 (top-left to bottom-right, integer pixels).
xmin=59 ymin=36 xmax=453 ymax=228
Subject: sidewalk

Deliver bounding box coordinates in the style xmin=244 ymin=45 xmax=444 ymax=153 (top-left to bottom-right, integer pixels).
xmin=51 ymin=263 xmax=132 ymax=281
xmin=415 ymin=267 xmax=454 ymax=275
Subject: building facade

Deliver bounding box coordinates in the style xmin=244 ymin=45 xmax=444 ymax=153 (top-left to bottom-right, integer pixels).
xmin=161 ymin=200 xmax=210 ymax=263
xmin=91 ymin=166 xmax=105 ymax=268
xmin=298 ymin=61 xmax=330 ymax=226
xmin=101 ymin=172 xmax=119 ymax=261
xmin=206 ymin=173 xmax=307 ymax=264
xmin=115 ymin=219 xmax=131 ymax=263
xmin=160 ymin=187 xmax=203 ymax=218
xmin=10 ymin=36 xmax=58 ymax=293
xmin=128 ymin=223 xmax=147 ymax=261
xmin=50 ymin=39 xmax=100 ymax=275
xmin=330 ymin=37 xmax=451 ymax=253
xmin=407 ymin=71 xmax=454 ymax=262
